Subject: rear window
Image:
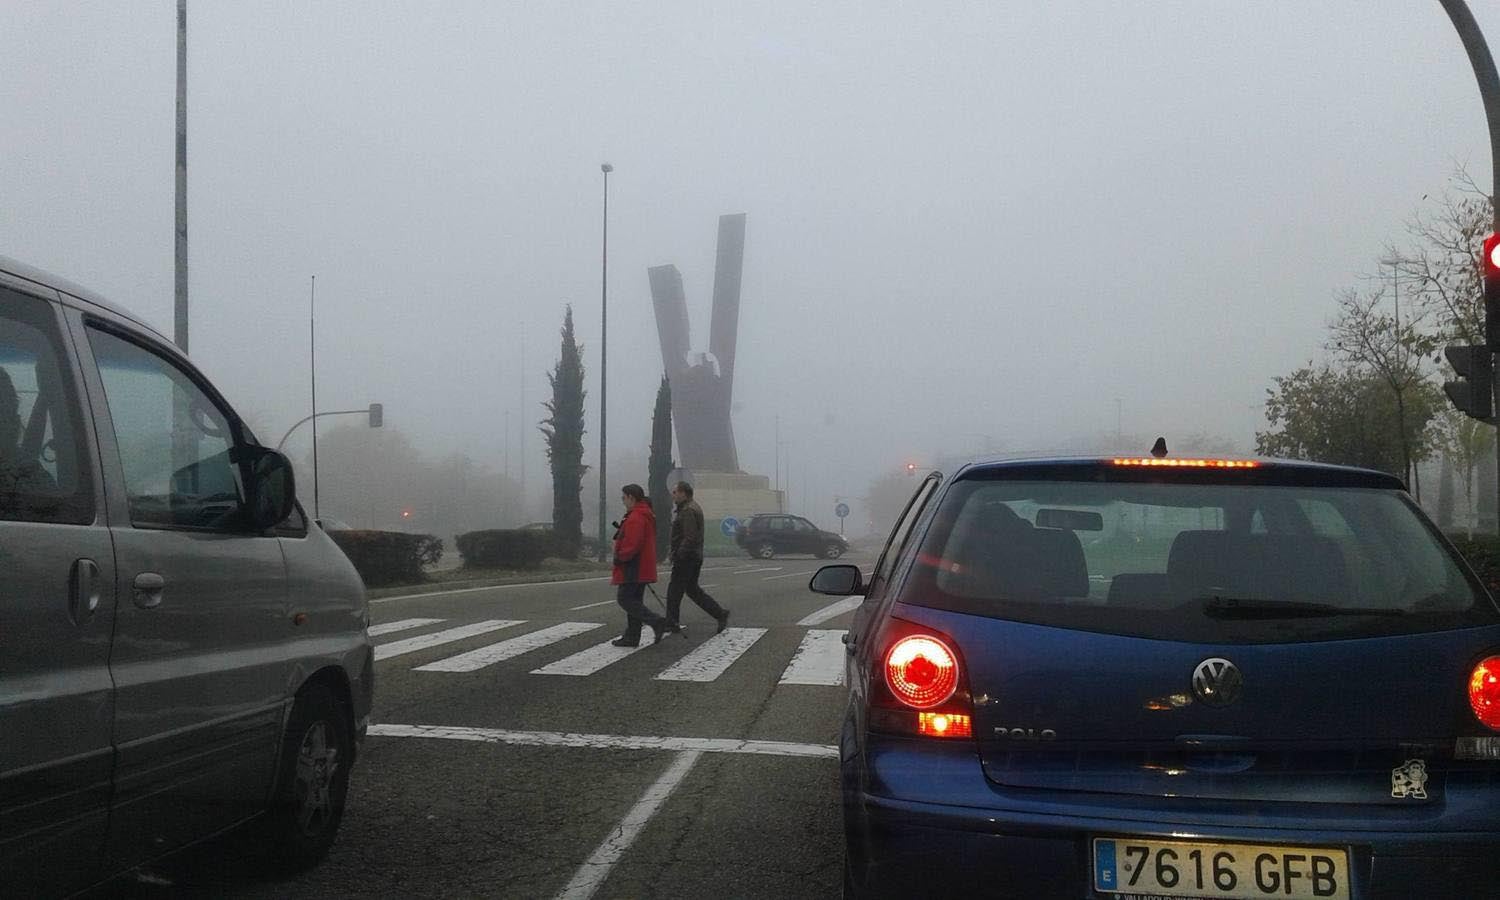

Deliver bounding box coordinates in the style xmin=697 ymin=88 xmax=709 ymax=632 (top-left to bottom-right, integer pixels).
xmin=903 ymin=477 xmax=1496 ymax=643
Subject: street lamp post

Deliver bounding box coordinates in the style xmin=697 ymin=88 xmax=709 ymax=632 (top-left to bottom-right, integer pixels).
xmin=597 ymin=163 xmax=612 ymax=561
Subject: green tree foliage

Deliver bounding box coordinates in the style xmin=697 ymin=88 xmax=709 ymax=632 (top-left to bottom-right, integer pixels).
xmin=1256 ymin=364 xmax=1442 ymax=479
xmin=540 ymin=306 xmax=588 ymax=556
xmin=648 ymin=375 xmax=674 ymax=558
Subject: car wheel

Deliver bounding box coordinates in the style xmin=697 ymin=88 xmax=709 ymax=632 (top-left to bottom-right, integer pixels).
xmin=755 ymin=542 xmax=776 ymax=560
xmin=264 ymin=683 xmax=352 ymax=872
xmin=823 ymin=543 xmax=845 ymax=560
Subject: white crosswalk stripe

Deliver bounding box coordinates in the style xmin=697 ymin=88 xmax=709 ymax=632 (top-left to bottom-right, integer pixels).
xmin=374 ymin=620 xmax=523 ymax=661
xmin=368 ymin=617 xmax=445 ymax=637
xmin=797 ymin=597 xmax=862 ymax=626
xmin=655 ymin=628 xmax=767 ymax=682
xmin=532 ymin=636 xmax=654 ymax=676
xmin=417 ymin=622 xmax=603 ymax=673
xmin=778 ymin=629 xmax=847 ymax=685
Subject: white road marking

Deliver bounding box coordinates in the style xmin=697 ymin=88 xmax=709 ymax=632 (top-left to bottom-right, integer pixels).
xmin=368 ymin=723 xmax=837 ymax=758
xmin=554 ymin=750 xmax=702 ymax=900
xmin=655 ymin=628 xmax=767 ymax=682
xmin=371 ymin=574 xmax=613 ymax=604
xmin=735 ymin=566 xmax=782 ymax=575
xmin=568 ymin=598 xmax=619 ymax=611
xmin=416 ymin=621 xmax=602 ymax=672
xmin=367 ymin=617 xmax=445 ymax=637
xmin=532 ymin=636 xmax=652 ymax=676
xmin=797 ymin=597 xmax=863 ymax=626
xmin=762 ymin=569 xmax=815 ymax=581
xmin=779 ymin=629 xmax=847 ymax=685
xmin=373 ymin=620 xmax=523 ymax=661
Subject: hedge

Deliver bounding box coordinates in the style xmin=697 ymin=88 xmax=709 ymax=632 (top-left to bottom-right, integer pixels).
xmin=455 ymin=529 xmax=559 ymax=570
xmin=1448 ymin=533 xmax=1500 ymax=594
xmin=327 ymin=529 xmax=443 ymax=587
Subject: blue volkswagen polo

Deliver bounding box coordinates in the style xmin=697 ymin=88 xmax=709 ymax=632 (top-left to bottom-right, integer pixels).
xmin=815 ymin=456 xmax=1500 ymax=900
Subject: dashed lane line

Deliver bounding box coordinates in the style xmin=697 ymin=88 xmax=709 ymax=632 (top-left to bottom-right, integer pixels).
xmin=554 ymin=750 xmax=704 ymax=900
xmin=762 ymin=569 xmax=816 ymax=581
xmin=371 ymin=575 xmax=613 ymax=604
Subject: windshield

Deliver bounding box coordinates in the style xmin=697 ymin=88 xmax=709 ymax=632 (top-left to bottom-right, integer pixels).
xmin=905 ymin=478 xmax=1494 ymax=642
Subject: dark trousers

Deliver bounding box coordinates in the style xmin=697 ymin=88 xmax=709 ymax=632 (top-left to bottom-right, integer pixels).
xmin=665 ymin=557 xmax=725 ymax=625
xmin=616 ymin=582 xmax=667 ymax=643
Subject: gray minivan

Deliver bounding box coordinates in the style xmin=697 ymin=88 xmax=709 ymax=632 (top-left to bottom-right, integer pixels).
xmin=0 ymin=256 xmax=373 ymax=896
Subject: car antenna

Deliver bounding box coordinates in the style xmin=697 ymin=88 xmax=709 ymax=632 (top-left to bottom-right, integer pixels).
xmin=1150 ymin=437 xmax=1168 ymax=458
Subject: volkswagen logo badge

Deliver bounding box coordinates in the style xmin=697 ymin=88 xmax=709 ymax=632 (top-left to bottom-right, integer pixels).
xmin=1191 ymin=657 xmax=1242 ymax=707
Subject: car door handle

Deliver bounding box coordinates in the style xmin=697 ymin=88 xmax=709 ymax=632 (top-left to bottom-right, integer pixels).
xmin=132 ymin=572 xmax=166 ymax=609
xmin=69 ymin=558 xmax=101 ymax=625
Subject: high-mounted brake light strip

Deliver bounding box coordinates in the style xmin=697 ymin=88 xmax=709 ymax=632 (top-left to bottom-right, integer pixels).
xmin=1111 ymin=458 xmax=1260 ymax=469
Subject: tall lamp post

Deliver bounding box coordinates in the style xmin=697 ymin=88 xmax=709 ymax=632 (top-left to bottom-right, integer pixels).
xmin=597 ymin=163 xmax=613 ymax=560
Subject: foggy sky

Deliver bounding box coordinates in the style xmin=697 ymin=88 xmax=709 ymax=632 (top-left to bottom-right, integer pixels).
xmin=3 ymin=1 xmax=1497 ymax=525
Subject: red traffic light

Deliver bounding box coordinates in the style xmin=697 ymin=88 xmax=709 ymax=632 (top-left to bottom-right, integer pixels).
xmin=1484 ymin=233 xmax=1500 ymax=281
xmin=905 ymin=462 xmax=917 ymax=475
xmin=400 ymin=507 xmax=413 ymax=519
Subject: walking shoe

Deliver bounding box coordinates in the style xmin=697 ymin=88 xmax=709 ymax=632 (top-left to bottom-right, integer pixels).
xmin=611 ymin=637 xmax=639 ymax=648
xmin=716 ymin=610 xmax=731 ymax=635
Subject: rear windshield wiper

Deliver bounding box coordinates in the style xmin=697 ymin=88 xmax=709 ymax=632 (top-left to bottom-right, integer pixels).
xmin=1198 ymin=596 xmax=1407 ymax=619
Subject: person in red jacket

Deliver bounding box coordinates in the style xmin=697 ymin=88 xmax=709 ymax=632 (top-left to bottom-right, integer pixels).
xmin=610 ymin=484 xmax=678 ymax=647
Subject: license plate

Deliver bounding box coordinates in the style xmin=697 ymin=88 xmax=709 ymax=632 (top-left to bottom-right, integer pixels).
xmin=1093 ymin=837 xmax=1349 ymax=900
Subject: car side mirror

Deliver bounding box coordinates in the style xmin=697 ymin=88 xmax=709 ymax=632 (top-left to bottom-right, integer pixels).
xmin=810 ymin=564 xmax=863 ymax=596
xmin=246 ymin=447 xmax=297 ymax=530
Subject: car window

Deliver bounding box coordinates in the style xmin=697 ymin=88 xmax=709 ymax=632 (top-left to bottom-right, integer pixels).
xmin=0 ymin=288 xmax=93 ymax=525
xmin=794 ymin=518 xmax=815 ymax=532
xmin=866 ymin=474 xmax=941 ymax=599
xmin=768 ymin=517 xmax=789 ymax=531
xmin=907 ymin=478 xmax=1491 ymax=643
xmin=87 ymin=325 xmax=246 ymax=531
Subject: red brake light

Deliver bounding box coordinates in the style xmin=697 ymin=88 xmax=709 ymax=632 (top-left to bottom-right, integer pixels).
xmin=1470 ymin=656 xmax=1500 ymax=731
xmin=917 ymin=711 xmax=973 ymax=738
xmin=885 ymin=635 xmax=959 ymax=709
xmin=1484 ymin=233 xmax=1500 ymax=281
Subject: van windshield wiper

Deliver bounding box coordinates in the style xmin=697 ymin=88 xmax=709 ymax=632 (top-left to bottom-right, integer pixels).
xmin=1198 ymin=596 xmax=1407 ymax=619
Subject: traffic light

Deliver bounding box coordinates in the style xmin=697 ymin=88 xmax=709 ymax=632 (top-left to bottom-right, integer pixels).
xmin=1485 ymin=233 xmax=1500 ymax=349
xmin=368 ymin=403 xmax=384 ymax=428
xmin=1444 ymin=344 xmax=1494 ymax=422
xmin=905 ymin=462 xmax=917 ymax=476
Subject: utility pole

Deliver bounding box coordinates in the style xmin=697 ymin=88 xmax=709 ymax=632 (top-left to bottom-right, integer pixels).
xmin=519 ymin=320 xmax=526 ymax=520
xmin=597 ymin=164 xmax=612 ymax=560
xmin=174 ymin=0 xmax=188 ymax=351
xmin=309 ymin=276 xmax=320 ymax=521
xmin=1437 ymin=0 xmax=1500 ymax=530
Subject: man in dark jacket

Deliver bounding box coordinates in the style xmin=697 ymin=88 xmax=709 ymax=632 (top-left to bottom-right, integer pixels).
xmin=611 ymin=484 xmax=676 ymax=647
xmin=666 ymin=481 xmax=730 ymax=634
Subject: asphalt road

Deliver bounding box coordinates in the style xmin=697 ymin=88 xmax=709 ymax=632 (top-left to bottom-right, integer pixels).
xmin=107 ymin=554 xmax=871 ymax=899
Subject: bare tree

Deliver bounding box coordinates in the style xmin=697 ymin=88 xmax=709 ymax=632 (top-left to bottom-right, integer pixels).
xmin=1328 ymin=287 xmax=1440 ymax=492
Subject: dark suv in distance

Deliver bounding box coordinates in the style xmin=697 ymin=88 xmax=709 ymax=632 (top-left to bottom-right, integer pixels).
xmin=815 ymin=455 xmax=1500 ymax=900
xmin=736 ymin=513 xmax=849 ymax=559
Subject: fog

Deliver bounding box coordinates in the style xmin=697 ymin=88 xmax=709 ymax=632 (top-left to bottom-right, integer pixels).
xmin=3 ymin=1 xmax=1497 ymax=534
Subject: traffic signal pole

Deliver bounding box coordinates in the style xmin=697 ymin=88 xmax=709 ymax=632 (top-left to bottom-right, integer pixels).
xmin=1438 ymin=0 xmax=1500 ymax=530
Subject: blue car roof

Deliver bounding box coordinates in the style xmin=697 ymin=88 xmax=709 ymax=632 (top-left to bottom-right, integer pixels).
xmin=951 ymin=456 xmax=1405 ymax=490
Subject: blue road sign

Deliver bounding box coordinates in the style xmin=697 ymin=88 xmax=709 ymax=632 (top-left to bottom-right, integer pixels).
xmin=721 ymin=516 xmax=741 ymax=537
xmin=835 ymin=502 xmax=850 ymax=519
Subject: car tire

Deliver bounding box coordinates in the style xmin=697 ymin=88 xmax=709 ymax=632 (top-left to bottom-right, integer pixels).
xmin=823 ymin=543 xmax=845 ymax=560
xmin=263 ymin=682 xmax=352 ymax=873
xmin=755 ymin=542 xmax=776 ymax=560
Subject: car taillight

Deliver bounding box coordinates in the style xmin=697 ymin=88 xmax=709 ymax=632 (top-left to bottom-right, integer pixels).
xmin=885 ymin=635 xmax=959 ymax=709
xmin=868 ymin=622 xmax=974 ymax=740
xmin=1470 ymin=656 xmax=1500 ymax=731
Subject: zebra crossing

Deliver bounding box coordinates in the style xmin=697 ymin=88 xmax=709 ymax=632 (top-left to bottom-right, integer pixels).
xmin=369 ymin=617 xmax=847 ymax=686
